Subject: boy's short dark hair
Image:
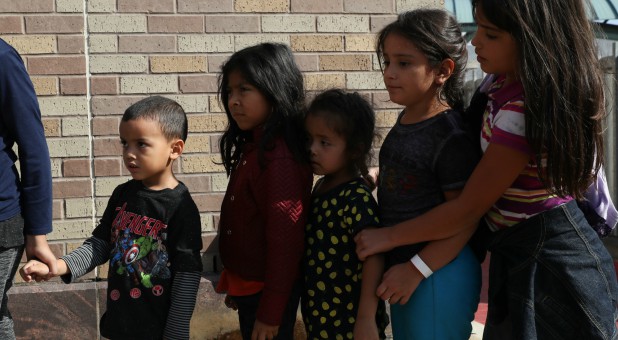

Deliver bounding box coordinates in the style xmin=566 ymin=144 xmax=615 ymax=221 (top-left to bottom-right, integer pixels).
xmin=122 ymin=96 xmax=188 ymax=142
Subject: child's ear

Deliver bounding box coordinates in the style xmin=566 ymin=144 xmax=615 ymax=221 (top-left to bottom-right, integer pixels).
xmin=435 ymin=58 xmax=455 ymax=85
xmin=170 ymin=139 xmax=184 ymax=160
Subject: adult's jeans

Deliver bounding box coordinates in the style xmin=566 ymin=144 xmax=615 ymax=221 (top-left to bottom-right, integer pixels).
xmin=484 ymin=200 xmax=618 ymax=339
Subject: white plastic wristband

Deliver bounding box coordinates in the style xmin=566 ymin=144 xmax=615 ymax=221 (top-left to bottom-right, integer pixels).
xmin=410 ymin=254 xmax=433 ymax=279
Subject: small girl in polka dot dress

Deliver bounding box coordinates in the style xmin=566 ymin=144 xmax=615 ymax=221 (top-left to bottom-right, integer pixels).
xmin=302 ymin=89 xmax=389 ymax=340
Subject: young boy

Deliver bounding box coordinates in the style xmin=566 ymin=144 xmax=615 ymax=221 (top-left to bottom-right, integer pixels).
xmin=20 ymin=96 xmax=203 ymax=340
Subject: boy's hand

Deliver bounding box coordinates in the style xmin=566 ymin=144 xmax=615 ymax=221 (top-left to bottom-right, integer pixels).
xmin=377 ymin=262 xmax=423 ymax=305
xmin=20 ymin=259 xmax=50 ymax=283
xmin=353 ymin=317 xmax=379 ymax=340
xmin=25 ymin=234 xmax=58 ymax=277
xmin=251 ymin=320 xmax=278 ymax=340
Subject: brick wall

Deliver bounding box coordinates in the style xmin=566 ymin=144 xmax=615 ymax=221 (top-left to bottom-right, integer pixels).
xmin=1 ymin=0 xmax=446 ymax=275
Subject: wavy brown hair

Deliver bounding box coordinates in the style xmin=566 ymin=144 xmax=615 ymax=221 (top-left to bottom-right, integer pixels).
xmin=473 ymin=0 xmax=605 ymax=199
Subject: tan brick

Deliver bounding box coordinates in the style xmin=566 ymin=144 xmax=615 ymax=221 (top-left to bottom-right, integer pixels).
xmin=208 ymin=96 xmax=224 ymax=113
xmin=49 ymin=219 xmax=93 ymax=240
xmin=62 ymin=117 xmax=90 ymax=136
xmin=193 ymin=193 xmax=224 ymax=212
xmin=120 ymin=75 xmax=178 ymax=94
xmin=371 ymin=15 xmax=397 ymax=32
xmin=32 ymin=77 xmax=58 ymax=96
xmin=94 ymin=158 xmax=122 ymax=176
xmin=88 ymin=15 xmax=147 ymax=33
xmin=65 ymin=198 xmax=94 ymax=218
xmin=89 ymin=55 xmax=148 ymax=74
xmin=92 ymin=116 xmax=120 ymax=135
xmin=47 ymin=137 xmax=90 ymax=157
xmin=291 ymin=0 xmax=342 ymax=12
xmin=375 ymin=109 xmax=399 ymax=128
xmin=91 ymin=76 xmax=118 ymax=95
xmin=60 ymin=76 xmax=87 ymax=95
xmin=94 ymin=197 xmax=110 ymax=216
xmin=210 ymin=134 xmax=221 ymax=152
xmin=39 ymin=96 xmax=88 ymax=116
xmin=176 ymin=174 xmax=211 ymax=193
xmin=57 ymin=35 xmax=85 ymax=54
xmin=235 ymin=0 xmax=288 ymax=12
xmin=92 ymin=96 xmax=143 ymax=115
xmin=262 ymin=15 xmax=315 ymax=33
xmin=234 ymin=34 xmax=290 ymax=51
xmin=148 ymin=15 xmax=204 ymax=33
xmin=43 ymin=118 xmax=61 ymax=137
xmin=95 ymin=176 xmax=130 ymax=196
xmin=88 ymin=35 xmax=117 ymax=53
xmin=88 ymin=0 xmax=116 ymax=12
xmin=345 ymin=34 xmax=377 ymax=52
xmin=295 ymin=54 xmax=319 ymax=72
xmin=184 ymin=134 xmax=211 ymax=153
xmin=94 ymin=137 xmax=122 ymax=156
xmin=179 ymin=75 xmax=218 ymax=93
xmin=0 ymin=16 xmax=23 ymax=34
xmin=178 ymin=35 xmax=234 ymax=53
xmin=25 ymin=15 xmax=83 ymax=33
xmin=182 ymin=154 xmax=222 ymax=173
xmin=63 ymin=158 xmax=91 ymax=177
xmin=304 ymin=73 xmax=345 ymax=91
xmin=291 ymin=35 xmax=343 ymax=52
xmin=118 ymin=35 xmax=176 ymax=53
xmin=0 ymin=1 xmax=54 ymax=13
xmin=189 ymin=114 xmax=228 ymax=132
xmin=50 ymin=159 xmax=62 ymax=177
xmin=52 ymin=200 xmax=63 ymax=219
xmin=344 ymin=0 xmax=394 ymax=13
xmin=56 ymin=0 xmax=83 ymax=12
xmin=347 ymin=71 xmax=384 ymax=90
xmin=178 ymin=0 xmax=233 ymax=13
xmin=3 ymin=35 xmax=56 ymax=54
xmin=53 ymin=179 xmax=92 ymax=198
xmin=150 ymin=56 xmax=206 ymax=73
xmin=211 ymin=173 xmax=229 ymax=191
xmin=205 ymin=15 xmax=259 ymax=33
xmin=165 ymin=95 xmax=209 ymax=113
xmin=397 ymin=0 xmax=441 ymax=11
xmin=118 ymin=0 xmax=174 ymax=13
xmin=27 ymin=56 xmax=86 ymax=75
xmin=318 ymin=15 xmax=370 ymax=33
xmin=319 ymin=54 xmax=372 ymax=71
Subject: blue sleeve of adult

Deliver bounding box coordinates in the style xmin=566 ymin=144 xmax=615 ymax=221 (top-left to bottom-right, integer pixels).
xmin=0 ymin=43 xmax=52 ymax=235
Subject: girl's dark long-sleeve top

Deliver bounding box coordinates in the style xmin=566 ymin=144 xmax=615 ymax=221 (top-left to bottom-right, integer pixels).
xmin=61 ymin=180 xmax=203 ymax=340
xmin=0 ymin=39 xmax=52 ymax=241
xmin=219 ymin=131 xmax=313 ymax=326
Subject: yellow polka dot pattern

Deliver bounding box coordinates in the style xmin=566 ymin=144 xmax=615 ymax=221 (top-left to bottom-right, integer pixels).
xmin=302 ymin=179 xmax=384 ymax=339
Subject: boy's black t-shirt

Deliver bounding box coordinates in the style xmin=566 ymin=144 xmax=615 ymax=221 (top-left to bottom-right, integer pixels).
xmin=93 ymin=180 xmax=202 ymax=339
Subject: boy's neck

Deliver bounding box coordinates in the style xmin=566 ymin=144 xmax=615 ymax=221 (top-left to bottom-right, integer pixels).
xmin=141 ymin=172 xmax=179 ymax=191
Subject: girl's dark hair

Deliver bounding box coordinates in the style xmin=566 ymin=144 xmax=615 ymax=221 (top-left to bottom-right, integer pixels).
xmin=308 ymin=89 xmax=377 ymax=189
xmin=218 ymin=43 xmax=307 ymax=175
xmin=473 ymin=0 xmax=605 ymax=199
xmin=122 ymin=96 xmax=188 ymax=142
xmin=376 ymin=9 xmax=468 ymax=111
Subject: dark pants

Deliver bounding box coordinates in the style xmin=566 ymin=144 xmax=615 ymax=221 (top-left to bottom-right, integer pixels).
xmin=484 ymin=200 xmax=618 ymax=339
xmin=231 ymin=283 xmax=301 ymax=340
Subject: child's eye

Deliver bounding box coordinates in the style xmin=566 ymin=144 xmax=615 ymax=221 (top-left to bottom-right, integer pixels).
xmin=138 ymin=142 xmax=148 ymax=148
xmin=399 ymin=61 xmax=410 ymax=67
xmin=382 ymin=60 xmax=390 ymax=66
xmin=120 ymin=140 xmax=127 ymax=148
xmin=321 ymin=140 xmax=331 ymax=147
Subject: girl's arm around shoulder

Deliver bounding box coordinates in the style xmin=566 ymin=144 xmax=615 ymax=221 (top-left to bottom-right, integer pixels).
xmin=356 ymin=143 xmax=529 ymax=259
